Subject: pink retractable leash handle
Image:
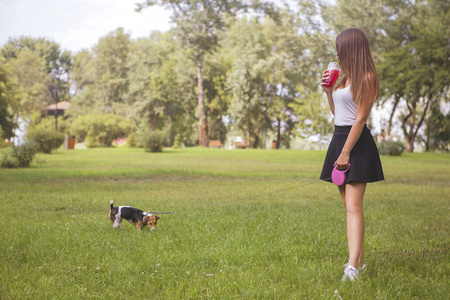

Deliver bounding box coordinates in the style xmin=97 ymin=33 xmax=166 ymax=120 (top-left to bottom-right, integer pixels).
xmin=331 ymin=163 xmax=351 ymax=186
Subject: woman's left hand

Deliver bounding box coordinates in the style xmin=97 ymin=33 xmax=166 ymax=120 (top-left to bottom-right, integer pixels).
xmin=334 ymin=152 xmax=350 ymax=170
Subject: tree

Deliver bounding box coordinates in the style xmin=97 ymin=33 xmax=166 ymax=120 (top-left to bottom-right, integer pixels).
xmin=70 ymin=28 xmax=132 ymax=118
xmin=263 ymin=1 xmax=336 ymax=147
xmin=94 ymin=28 xmax=131 ymax=115
xmin=127 ymin=31 xmax=198 ymax=145
xmin=128 ymin=32 xmax=178 ymax=129
xmin=262 ymin=12 xmax=310 ymax=148
xmin=379 ymin=0 xmax=449 ymax=151
xmin=225 ymin=17 xmax=270 ymax=148
xmin=0 ymin=63 xmax=15 ymax=139
xmin=1 ymin=36 xmax=72 ymax=105
xmin=136 ymin=0 xmax=275 ymax=146
xmin=1 ymin=37 xmax=72 ymax=74
xmin=71 ymin=49 xmax=96 ymax=91
xmin=0 ymin=37 xmax=72 ymax=134
xmin=4 ymin=50 xmax=50 ymax=121
xmin=423 ymin=101 xmax=450 ymax=151
xmin=203 ymin=48 xmax=233 ymax=144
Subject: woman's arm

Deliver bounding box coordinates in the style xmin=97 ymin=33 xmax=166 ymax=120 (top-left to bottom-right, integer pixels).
xmin=326 ymin=91 xmax=335 ymax=115
xmin=334 ymin=97 xmax=373 ymax=170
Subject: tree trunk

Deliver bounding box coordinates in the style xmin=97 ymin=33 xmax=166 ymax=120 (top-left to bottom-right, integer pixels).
xmin=425 ymin=124 xmax=430 ymax=151
xmin=263 ymin=108 xmax=267 ymax=149
xmin=405 ymin=135 xmax=415 ymax=152
xmin=276 ymin=118 xmax=281 ymax=149
xmin=402 ymin=102 xmax=416 ymax=153
xmin=387 ymin=95 xmax=400 ymax=138
xmin=253 ymin=131 xmax=260 ymax=149
xmin=197 ymin=58 xmax=209 ymax=146
xmin=409 ymin=102 xmax=416 ymax=151
xmin=151 ymin=113 xmax=158 ymax=130
xmin=246 ymin=112 xmax=251 ymax=149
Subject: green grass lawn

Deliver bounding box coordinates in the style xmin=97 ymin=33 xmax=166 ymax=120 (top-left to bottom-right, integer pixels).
xmin=0 ymin=147 xmax=448 ymax=299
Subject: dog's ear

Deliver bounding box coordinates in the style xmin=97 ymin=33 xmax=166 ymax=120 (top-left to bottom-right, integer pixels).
xmin=156 ymin=215 xmax=160 ymax=221
xmin=143 ymin=215 xmax=149 ymax=221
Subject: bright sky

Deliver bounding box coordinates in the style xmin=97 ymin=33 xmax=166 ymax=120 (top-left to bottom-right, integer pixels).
xmin=0 ymin=0 xmax=173 ymax=53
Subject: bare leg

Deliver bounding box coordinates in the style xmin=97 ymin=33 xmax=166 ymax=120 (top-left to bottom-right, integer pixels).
xmin=338 ymin=185 xmax=346 ymax=209
xmin=342 ymin=182 xmax=366 ymax=268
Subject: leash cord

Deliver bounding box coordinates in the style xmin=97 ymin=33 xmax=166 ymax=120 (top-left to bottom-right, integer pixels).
xmin=152 ymin=177 xmax=331 ymax=215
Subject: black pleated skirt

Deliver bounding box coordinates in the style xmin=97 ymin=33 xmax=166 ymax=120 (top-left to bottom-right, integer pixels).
xmin=320 ymin=125 xmax=384 ymax=184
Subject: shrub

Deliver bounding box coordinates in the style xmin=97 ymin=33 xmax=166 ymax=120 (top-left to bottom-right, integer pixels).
xmin=0 ymin=128 xmax=9 ymax=148
xmin=1 ymin=148 xmax=17 ymax=168
xmin=70 ymin=114 xmax=136 ymax=148
xmin=377 ymin=140 xmax=406 ymax=156
xmin=126 ymin=133 xmax=138 ymax=148
xmin=172 ymin=134 xmax=183 ymax=149
xmin=0 ymin=139 xmax=10 ymax=148
xmin=140 ymin=130 xmax=167 ymax=153
xmin=26 ymin=128 xmax=65 ymax=153
xmin=1 ymin=144 xmax=36 ymax=168
xmin=13 ymin=144 xmax=37 ymax=167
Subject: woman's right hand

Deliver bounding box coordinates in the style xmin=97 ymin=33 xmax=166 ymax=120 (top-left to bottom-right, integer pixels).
xmin=320 ymin=70 xmax=333 ymax=94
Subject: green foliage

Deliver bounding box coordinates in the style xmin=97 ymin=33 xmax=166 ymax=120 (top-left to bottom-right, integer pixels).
xmin=377 ymin=140 xmax=406 ymax=156
xmin=25 ymin=128 xmax=64 ymax=154
xmin=0 ymin=133 xmax=10 ymax=148
xmin=225 ymin=17 xmax=270 ymax=148
xmin=126 ymin=133 xmax=138 ymax=148
xmin=12 ymin=144 xmax=37 ymax=167
xmin=0 ymin=64 xmax=16 ymax=139
xmin=94 ymin=28 xmax=130 ymax=108
xmin=0 ymin=36 xmax=72 ymax=75
xmin=292 ymin=86 xmax=334 ymax=141
xmin=0 ymin=37 xmax=72 ymax=120
xmin=0 ymin=148 xmax=16 ymax=168
xmin=70 ymin=114 xmax=136 ymax=148
xmin=140 ymin=130 xmax=167 ymax=152
xmin=25 ymin=117 xmax=67 ymax=153
xmin=127 ymin=32 xmax=187 ymax=134
xmin=172 ymin=133 xmax=183 ymax=149
xmin=136 ymin=0 xmax=277 ymax=146
xmin=1 ymin=143 xmax=36 ymax=168
xmin=3 ymin=50 xmax=49 ymax=118
xmin=423 ymin=100 xmax=450 ymax=151
xmin=68 ymin=28 xmax=131 ymax=121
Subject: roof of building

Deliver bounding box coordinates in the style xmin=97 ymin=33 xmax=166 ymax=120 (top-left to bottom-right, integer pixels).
xmin=46 ymin=101 xmax=71 ymax=110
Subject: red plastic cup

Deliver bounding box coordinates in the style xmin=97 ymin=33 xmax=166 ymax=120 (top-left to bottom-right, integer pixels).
xmin=324 ymin=62 xmax=341 ymax=87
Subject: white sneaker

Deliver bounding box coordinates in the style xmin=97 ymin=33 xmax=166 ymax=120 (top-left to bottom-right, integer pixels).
xmin=342 ymin=265 xmax=359 ymax=282
xmin=343 ymin=263 xmax=366 ymax=271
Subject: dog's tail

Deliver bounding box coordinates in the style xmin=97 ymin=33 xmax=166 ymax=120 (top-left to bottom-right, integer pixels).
xmin=110 ymin=200 xmax=114 ymax=211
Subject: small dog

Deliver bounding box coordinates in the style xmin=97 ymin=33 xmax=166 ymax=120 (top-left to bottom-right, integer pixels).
xmin=109 ymin=200 xmax=160 ymax=230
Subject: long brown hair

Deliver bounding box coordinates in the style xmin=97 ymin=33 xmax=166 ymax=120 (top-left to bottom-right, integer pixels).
xmin=334 ymin=28 xmax=379 ymax=105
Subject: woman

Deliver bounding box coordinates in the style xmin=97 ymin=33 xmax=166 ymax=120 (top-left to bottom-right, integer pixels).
xmin=320 ymin=28 xmax=384 ymax=281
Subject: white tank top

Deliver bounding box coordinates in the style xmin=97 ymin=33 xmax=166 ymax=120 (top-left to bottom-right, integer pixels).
xmin=333 ymin=85 xmax=358 ymax=126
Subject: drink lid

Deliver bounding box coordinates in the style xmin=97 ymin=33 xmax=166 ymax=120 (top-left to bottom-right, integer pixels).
xmin=327 ymin=62 xmax=341 ymax=71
